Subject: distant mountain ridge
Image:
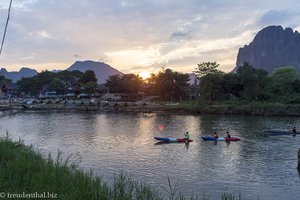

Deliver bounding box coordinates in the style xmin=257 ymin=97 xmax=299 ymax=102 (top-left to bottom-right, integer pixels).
xmin=236 ymin=25 xmax=300 ymax=73
xmin=0 ymin=61 xmax=123 ymax=84
xmin=0 ymin=67 xmax=38 ymax=82
xmin=67 ymin=60 xmax=123 ymax=84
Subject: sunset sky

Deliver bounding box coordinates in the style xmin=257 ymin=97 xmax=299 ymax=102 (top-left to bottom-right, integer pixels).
xmin=0 ymin=0 xmax=300 ymax=75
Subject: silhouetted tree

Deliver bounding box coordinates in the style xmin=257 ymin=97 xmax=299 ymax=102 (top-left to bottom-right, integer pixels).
xmin=105 ymin=74 xmax=122 ymax=93
xmin=195 ymin=62 xmax=226 ymax=102
xmin=153 ymin=68 xmax=189 ymax=101
xmin=236 ymin=62 xmax=269 ymax=100
xmin=194 ymin=62 xmax=219 ymax=78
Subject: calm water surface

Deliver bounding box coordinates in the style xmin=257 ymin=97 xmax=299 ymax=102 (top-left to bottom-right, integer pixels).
xmin=0 ymin=111 xmax=300 ymax=200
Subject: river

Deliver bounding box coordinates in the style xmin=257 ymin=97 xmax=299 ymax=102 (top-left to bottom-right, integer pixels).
xmin=0 ymin=111 xmax=299 ymax=200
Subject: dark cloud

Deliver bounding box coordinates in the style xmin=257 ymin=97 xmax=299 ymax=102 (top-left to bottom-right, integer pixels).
xmin=98 ymin=57 xmax=111 ymax=63
xmin=170 ymin=30 xmax=191 ymax=40
xmin=73 ymin=54 xmax=81 ymax=58
xmin=259 ymin=9 xmax=297 ymax=26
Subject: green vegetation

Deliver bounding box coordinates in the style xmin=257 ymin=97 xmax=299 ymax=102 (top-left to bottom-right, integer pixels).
xmin=9 ymin=61 xmax=300 ymax=104
xmin=0 ymin=74 xmax=11 ymax=87
xmin=105 ymin=68 xmax=190 ymax=102
xmin=0 ymin=135 xmax=249 ymax=200
xmin=189 ymin=62 xmax=300 ymax=115
xmin=105 ymin=73 xmax=144 ymax=94
xmin=17 ymin=70 xmax=97 ymax=96
xmin=195 ymin=62 xmax=300 ymax=103
xmin=182 ymin=101 xmax=300 ymax=116
xmin=8 ymin=60 xmax=300 ymax=116
xmin=0 ymin=134 xmax=161 ymax=200
xmin=148 ymin=68 xmax=190 ymax=101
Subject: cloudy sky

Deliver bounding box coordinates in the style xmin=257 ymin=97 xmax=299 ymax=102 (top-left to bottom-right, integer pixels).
xmin=0 ymin=0 xmax=300 ymax=75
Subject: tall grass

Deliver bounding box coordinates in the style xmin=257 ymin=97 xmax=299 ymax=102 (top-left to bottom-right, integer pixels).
xmin=0 ymin=135 xmax=162 ymax=200
xmin=221 ymin=192 xmax=242 ymax=200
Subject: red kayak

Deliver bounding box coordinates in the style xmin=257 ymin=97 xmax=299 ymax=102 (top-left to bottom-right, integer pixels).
xmin=201 ymin=136 xmax=240 ymax=141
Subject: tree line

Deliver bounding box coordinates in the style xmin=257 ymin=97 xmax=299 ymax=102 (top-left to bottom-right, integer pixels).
xmin=16 ymin=70 xmax=97 ymax=96
xmin=6 ymin=62 xmax=300 ymax=104
xmin=105 ymin=68 xmax=190 ymax=101
xmin=195 ymin=62 xmax=300 ymax=104
xmin=14 ymin=68 xmax=190 ymax=101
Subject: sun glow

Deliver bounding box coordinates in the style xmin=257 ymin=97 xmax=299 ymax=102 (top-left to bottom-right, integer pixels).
xmin=139 ymin=71 xmax=151 ymax=80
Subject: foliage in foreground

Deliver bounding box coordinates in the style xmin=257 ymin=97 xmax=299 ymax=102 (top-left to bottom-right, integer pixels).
xmin=0 ymin=135 xmax=161 ymax=200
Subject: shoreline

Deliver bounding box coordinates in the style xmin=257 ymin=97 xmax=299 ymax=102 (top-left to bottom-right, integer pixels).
xmin=1 ymin=100 xmax=300 ymax=116
xmin=189 ymin=102 xmax=300 ymax=116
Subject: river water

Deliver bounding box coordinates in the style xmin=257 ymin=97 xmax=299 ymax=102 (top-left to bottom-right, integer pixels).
xmin=0 ymin=111 xmax=299 ymax=200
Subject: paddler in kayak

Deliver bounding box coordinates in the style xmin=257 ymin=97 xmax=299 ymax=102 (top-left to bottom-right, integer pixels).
xmin=184 ymin=132 xmax=190 ymax=142
xmin=292 ymin=127 xmax=296 ymax=136
xmin=212 ymin=132 xmax=219 ymax=138
xmin=225 ymin=131 xmax=231 ymax=138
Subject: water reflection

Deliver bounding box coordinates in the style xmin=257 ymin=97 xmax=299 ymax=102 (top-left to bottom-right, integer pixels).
xmin=0 ymin=111 xmax=299 ymax=200
xmin=154 ymin=141 xmax=190 ymax=149
xmin=298 ymin=148 xmax=300 ymax=176
xmin=185 ymin=142 xmax=189 ymax=149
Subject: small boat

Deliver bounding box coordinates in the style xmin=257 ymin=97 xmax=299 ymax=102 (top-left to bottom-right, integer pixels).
xmin=201 ymin=136 xmax=240 ymax=141
xmin=154 ymin=136 xmax=193 ymax=143
xmin=263 ymin=130 xmax=300 ymax=135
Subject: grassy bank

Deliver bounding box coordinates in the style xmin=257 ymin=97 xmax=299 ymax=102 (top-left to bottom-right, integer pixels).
xmin=0 ymin=135 xmax=247 ymax=200
xmin=0 ymin=136 xmax=163 ymax=200
xmin=17 ymin=99 xmax=300 ymax=116
xmin=179 ymin=101 xmax=300 ymax=116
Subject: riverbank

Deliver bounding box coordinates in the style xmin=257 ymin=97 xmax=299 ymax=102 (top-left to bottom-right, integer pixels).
xmin=7 ymin=99 xmax=187 ymax=113
xmin=179 ymin=101 xmax=300 ymax=116
xmin=2 ymin=98 xmax=300 ymax=116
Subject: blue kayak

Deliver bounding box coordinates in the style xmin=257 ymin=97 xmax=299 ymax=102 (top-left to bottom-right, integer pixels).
xmin=264 ymin=130 xmax=300 ymax=135
xmin=154 ymin=137 xmax=193 ymax=143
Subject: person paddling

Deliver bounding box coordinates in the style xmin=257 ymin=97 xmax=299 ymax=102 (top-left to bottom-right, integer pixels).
xmin=184 ymin=132 xmax=190 ymax=141
xmin=292 ymin=127 xmax=296 ymax=136
xmin=225 ymin=131 xmax=231 ymax=138
xmin=212 ymin=132 xmax=219 ymax=138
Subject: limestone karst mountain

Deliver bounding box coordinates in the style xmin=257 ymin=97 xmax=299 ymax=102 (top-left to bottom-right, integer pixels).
xmin=236 ymin=25 xmax=300 ymax=73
